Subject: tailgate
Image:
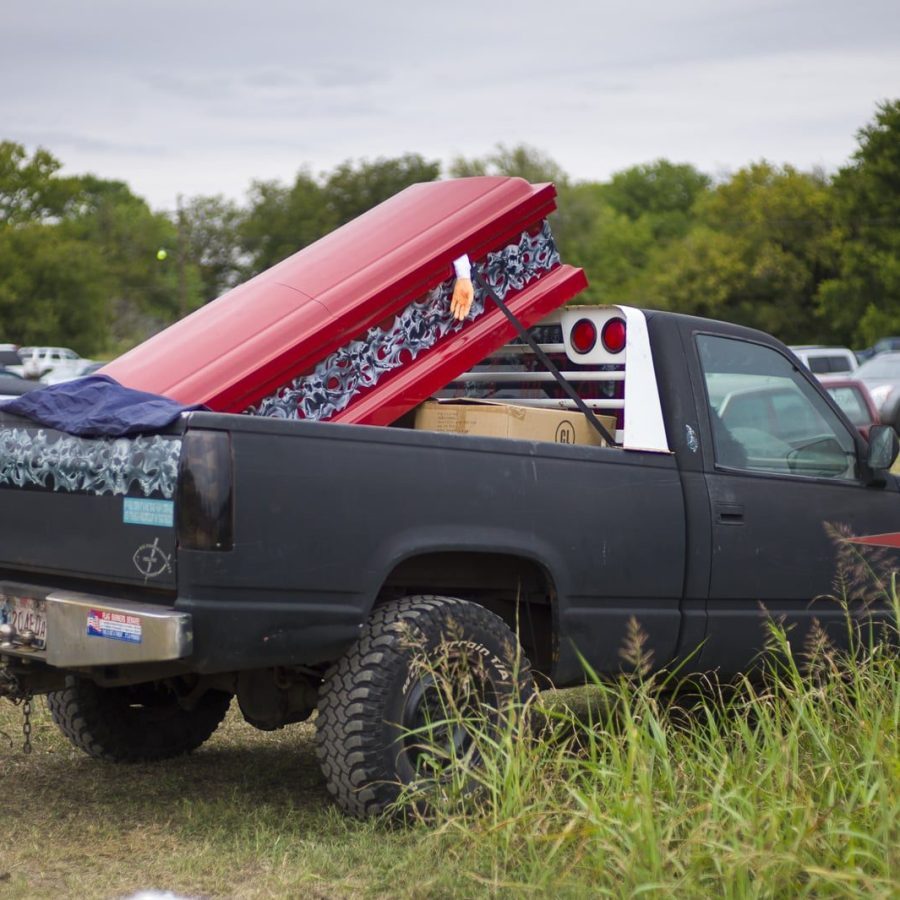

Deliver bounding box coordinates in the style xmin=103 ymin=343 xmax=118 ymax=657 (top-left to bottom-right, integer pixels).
xmin=0 ymin=415 xmax=180 ymax=590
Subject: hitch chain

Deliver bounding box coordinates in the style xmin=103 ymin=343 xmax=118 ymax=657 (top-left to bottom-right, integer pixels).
xmin=1 ymin=668 xmax=34 ymax=754
xmin=22 ymin=695 xmax=33 ymax=755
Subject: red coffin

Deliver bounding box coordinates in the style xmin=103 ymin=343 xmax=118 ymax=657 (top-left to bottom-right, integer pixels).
xmin=103 ymin=177 xmax=587 ymax=427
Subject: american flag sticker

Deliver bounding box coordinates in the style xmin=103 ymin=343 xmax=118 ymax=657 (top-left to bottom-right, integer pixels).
xmin=87 ymin=609 xmax=143 ymax=644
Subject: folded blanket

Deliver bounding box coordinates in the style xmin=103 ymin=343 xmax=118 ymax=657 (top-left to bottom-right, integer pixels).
xmin=0 ymin=374 xmax=205 ymax=437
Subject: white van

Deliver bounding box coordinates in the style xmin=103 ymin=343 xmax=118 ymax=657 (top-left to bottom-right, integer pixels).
xmin=789 ymin=345 xmax=858 ymax=376
xmin=17 ymin=346 xmax=92 ymax=382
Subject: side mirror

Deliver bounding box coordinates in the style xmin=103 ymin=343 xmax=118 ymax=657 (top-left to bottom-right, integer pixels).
xmin=866 ymin=424 xmax=899 ymax=472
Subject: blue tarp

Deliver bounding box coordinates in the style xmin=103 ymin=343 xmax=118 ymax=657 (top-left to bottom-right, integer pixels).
xmin=0 ymin=375 xmax=206 ymax=437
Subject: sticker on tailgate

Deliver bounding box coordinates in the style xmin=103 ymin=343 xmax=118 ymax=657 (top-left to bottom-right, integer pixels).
xmin=87 ymin=609 xmax=142 ymax=644
xmin=123 ymin=497 xmax=174 ymax=527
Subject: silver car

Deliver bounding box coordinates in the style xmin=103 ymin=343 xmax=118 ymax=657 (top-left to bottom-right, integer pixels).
xmin=854 ymin=351 xmax=900 ymax=428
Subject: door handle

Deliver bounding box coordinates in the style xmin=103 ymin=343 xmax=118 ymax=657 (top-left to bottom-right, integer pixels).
xmin=716 ymin=503 xmax=745 ymax=524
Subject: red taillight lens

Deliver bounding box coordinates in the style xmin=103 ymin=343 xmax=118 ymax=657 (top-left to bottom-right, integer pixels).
xmin=571 ymin=318 xmax=597 ymax=354
xmin=601 ymin=317 xmax=626 ymax=354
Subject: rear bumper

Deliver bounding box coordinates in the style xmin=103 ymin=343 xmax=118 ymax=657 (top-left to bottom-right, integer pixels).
xmin=1 ymin=583 xmax=192 ymax=668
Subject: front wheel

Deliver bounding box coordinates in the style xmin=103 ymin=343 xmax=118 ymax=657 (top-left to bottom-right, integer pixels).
xmin=48 ymin=676 xmax=232 ymax=762
xmin=315 ymin=595 xmax=532 ymax=818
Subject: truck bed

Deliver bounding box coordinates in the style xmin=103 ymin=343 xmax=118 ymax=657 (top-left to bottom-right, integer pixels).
xmin=0 ymin=406 xmax=685 ymax=682
xmin=174 ymin=411 xmax=686 ymax=680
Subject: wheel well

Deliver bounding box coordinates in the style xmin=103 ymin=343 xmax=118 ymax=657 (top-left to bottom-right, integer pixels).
xmin=378 ymin=552 xmax=557 ymax=675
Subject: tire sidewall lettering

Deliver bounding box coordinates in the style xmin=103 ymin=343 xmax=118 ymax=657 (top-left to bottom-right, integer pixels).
xmin=399 ymin=637 xmax=513 ymax=696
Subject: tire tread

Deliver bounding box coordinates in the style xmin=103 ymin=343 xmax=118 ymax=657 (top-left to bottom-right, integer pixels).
xmin=315 ymin=595 xmax=530 ymax=818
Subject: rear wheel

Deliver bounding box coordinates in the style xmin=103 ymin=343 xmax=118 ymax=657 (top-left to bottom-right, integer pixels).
xmin=47 ymin=676 xmax=232 ymax=762
xmin=316 ymin=595 xmax=532 ymax=818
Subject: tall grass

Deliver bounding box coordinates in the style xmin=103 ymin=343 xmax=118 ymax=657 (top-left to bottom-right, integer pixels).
xmin=397 ymin=594 xmax=900 ymax=897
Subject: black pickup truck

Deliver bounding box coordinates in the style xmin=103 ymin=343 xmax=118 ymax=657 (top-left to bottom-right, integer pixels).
xmin=1 ymin=304 xmax=898 ymax=817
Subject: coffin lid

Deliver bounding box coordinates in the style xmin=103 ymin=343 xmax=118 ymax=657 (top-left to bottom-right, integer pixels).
xmin=103 ymin=177 xmax=584 ymax=417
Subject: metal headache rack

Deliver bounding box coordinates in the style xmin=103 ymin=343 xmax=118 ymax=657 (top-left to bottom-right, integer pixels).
xmin=436 ymin=319 xmax=626 ymax=437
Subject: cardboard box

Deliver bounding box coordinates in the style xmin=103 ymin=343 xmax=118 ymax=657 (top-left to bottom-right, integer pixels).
xmin=414 ymin=400 xmax=616 ymax=447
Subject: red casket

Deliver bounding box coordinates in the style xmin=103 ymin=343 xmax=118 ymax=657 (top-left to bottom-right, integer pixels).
xmin=102 ymin=177 xmax=587 ymax=426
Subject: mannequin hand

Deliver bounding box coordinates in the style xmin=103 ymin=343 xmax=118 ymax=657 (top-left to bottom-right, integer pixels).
xmin=450 ymin=277 xmax=474 ymax=320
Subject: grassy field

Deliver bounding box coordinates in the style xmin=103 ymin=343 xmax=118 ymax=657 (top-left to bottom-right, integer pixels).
xmin=1 ymin=613 xmax=898 ymax=899
xmin=0 ymin=703 xmax=452 ymax=899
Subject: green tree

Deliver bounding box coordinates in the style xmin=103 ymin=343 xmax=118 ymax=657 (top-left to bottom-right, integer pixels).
xmin=0 ymin=148 xmax=139 ymax=352
xmin=62 ymin=175 xmax=199 ymax=349
xmin=637 ymin=162 xmax=836 ymax=343
xmin=449 ymin=144 xmax=568 ymax=186
xmin=602 ymin=160 xmax=709 ymax=220
xmin=324 ymin=153 xmax=440 ymax=226
xmin=816 ymin=99 xmax=900 ymax=345
xmin=178 ymin=194 xmax=246 ymax=302
xmin=601 ymin=160 xmax=711 ymax=241
xmin=554 ymin=162 xmax=710 ymax=307
xmin=570 ymin=203 xmax=658 ymax=306
xmin=0 ymin=141 xmax=80 ymax=225
xmin=240 ymin=171 xmax=336 ymax=275
xmin=0 ymin=224 xmax=108 ymax=352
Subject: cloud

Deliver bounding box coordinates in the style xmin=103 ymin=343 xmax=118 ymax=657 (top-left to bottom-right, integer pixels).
xmin=6 ymin=129 xmax=165 ymax=159
xmin=0 ymin=0 xmax=897 ymax=209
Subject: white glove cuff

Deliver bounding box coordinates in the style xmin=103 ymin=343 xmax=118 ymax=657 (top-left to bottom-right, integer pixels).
xmin=453 ymin=254 xmax=471 ymax=280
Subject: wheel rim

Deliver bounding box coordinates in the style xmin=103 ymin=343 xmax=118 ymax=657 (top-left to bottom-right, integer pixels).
xmin=399 ymin=654 xmax=501 ymax=778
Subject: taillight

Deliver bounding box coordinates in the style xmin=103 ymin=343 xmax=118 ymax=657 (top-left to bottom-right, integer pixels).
xmin=601 ymin=317 xmax=626 ymax=354
xmin=177 ymin=430 xmax=233 ymax=551
xmin=571 ymin=318 xmax=598 ymax=354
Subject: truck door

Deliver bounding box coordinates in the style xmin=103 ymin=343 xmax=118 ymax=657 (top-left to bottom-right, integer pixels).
xmin=689 ymin=331 xmax=899 ymax=673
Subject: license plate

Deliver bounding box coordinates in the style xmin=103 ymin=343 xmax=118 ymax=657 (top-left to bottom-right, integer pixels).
xmin=2 ymin=594 xmax=47 ymax=649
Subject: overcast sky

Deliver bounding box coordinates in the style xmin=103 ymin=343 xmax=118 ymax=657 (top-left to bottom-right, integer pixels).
xmin=3 ymin=0 xmax=898 ymax=211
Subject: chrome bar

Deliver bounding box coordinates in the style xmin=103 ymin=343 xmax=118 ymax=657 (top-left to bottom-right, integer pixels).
xmin=44 ymin=592 xmax=192 ymax=667
xmin=452 ymin=371 xmax=624 ymax=383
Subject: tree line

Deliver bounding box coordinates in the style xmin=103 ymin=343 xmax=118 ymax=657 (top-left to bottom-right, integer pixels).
xmin=1 ymin=100 xmax=898 ymax=357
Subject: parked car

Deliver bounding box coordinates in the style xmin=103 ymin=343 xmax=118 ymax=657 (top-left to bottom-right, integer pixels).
xmin=0 ymin=344 xmax=22 ymax=369
xmin=817 ymin=376 xmax=882 ymax=440
xmin=789 ymin=345 xmax=858 ymax=375
xmin=0 ymin=367 xmax=43 ymax=399
xmin=15 ymin=346 xmax=93 ymax=382
xmin=856 ymin=336 xmax=900 ymax=363
xmin=855 ymin=352 xmax=900 ymax=430
xmin=76 ymin=361 xmax=107 ymax=377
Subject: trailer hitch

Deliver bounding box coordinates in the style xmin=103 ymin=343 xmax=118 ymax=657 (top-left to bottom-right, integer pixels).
xmin=0 ymin=665 xmax=25 ymax=701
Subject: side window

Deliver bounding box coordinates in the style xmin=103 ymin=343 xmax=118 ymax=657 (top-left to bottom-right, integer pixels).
xmin=698 ymin=335 xmax=858 ymax=480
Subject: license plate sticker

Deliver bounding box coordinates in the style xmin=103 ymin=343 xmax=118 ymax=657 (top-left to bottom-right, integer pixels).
xmin=2 ymin=595 xmax=48 ymax=648
xmin=87 ymin=609 xmax=143 ymax=644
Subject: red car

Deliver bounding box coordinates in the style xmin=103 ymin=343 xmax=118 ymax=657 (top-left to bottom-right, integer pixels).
xmin=817 ymin=375 xmax=882 ymax=440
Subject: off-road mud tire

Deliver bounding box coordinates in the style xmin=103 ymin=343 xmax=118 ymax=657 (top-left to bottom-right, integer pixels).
xmin=315 ymin=594 xmax=532 ymax=818
xmin=47 ymin=676 xmax=232 ymax=762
